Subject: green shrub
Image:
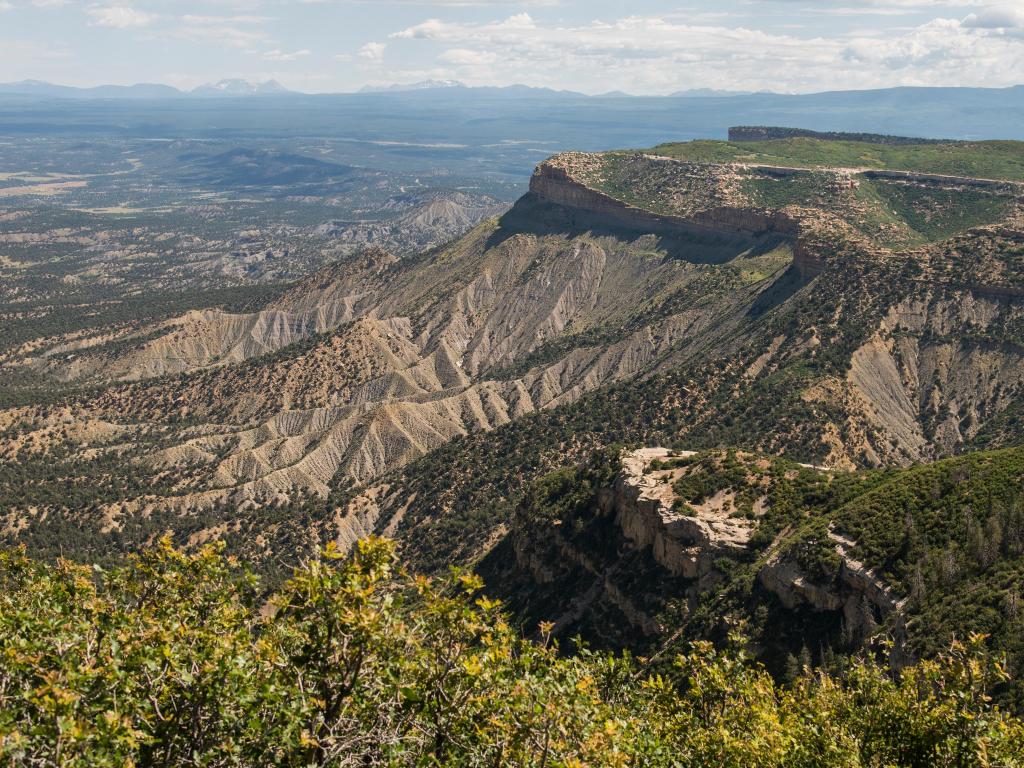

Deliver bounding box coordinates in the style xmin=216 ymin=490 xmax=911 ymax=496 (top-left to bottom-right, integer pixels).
xmin=1 ymin=538 xmax=1022 ymax=767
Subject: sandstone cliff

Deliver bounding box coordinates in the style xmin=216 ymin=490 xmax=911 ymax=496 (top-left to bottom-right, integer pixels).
xmin=485 ymin=447 xmax=907 ymax=663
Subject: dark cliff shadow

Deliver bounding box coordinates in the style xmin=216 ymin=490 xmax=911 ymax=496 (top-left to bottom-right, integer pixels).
xmin=486 ymin=193 xmax=788 ymax=266
xmin=746 ymin=263 xmax=810 ymax=319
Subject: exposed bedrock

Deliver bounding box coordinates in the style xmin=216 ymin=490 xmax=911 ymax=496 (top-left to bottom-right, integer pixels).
xmin=528 ymin=160 xmax=826 ymax=278
xmin=606 ymin=448 xmax=751 ymax=580
xmin=758 ymin=546 xmax=903 ymax=643
xmin=530 ymin=161 xmax=800 ymax=240
xmin=503 ymin=448 xmax=904 ymax=646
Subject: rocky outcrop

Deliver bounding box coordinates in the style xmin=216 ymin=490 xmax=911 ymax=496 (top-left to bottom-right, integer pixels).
xmin=789 ymin=240 xmax=826 ymax=279
xmin=529 ymin=160 xmax=799 ymax=242
xmin=606 ymin=448 xmax=752 ymax=579
xmin=496 ymin=447 xmax=907 ymax=651
xmin=758 ymin=529 xmax=904 ymax=642
xmin=862 ymin=169 xmax=1021 ymax=192
xmin=559 ymin=447 xmax=904 ymax=645
xmin=605 ymin=447 xmax=904 ymax=639
xmin=493 ymin=447 xmax=760 ymax=641
xmin=530 ymin=159 xmax=828 ymax=278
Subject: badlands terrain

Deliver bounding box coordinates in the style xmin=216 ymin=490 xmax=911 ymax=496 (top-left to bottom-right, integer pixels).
xmin=3 ymin=129 xmax=1024 ymax=699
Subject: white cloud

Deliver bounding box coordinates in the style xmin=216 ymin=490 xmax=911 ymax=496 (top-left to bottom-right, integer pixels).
xmin=0 ymin=1 xmax=13 ymax=11
xmin=392 ymin=12 xmax=534 ymax=39
xmin=753 ymin=0 xmax=984 ymax=15
xmin=358 ymin=41 xmax=385 ymax=60
xmin=263 ymin=48 xmax=311 ymax=61
xmin=385 ymin=9 xmax=1024 ymax=93
xmin=305 ymin=0 xmax=557 ymax=5
xmin=86 ymin=5 xmax=157 ymax=28
xmin=390 ymin=18 xmax=444 ymax=39
xmin=757 ymin=0 xmax=982 ymax=6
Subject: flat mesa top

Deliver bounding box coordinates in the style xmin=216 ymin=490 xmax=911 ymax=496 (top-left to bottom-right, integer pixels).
xmin=541 ymin=136 xmax=1023 ymax=249
xmin=643 ymin=137 xmax=1024 ymax=183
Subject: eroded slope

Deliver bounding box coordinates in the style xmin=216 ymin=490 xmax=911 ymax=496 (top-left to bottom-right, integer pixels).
xmin=5 ymin=141 xmax=1024 ymax=576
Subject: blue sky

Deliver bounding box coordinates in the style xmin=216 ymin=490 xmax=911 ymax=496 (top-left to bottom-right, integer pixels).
xmin=1 ymin=0 xmax=1022 ymax=94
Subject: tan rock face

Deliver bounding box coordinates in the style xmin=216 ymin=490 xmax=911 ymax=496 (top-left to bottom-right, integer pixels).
xmin=498 ymin=446 xmax=905 ymax=650
xmin=531 ymin=154 xmax=877 ymax=281
xmin=846 ymin=291 xmax=1024 ymax=463
xmin=530 ymin=159 xmax=802 ymax=249
xmin=757 ymin=527 xmax=903 ymax=643
xmin=612 ymin=448 xmax=751 ymax=579
xmin=758 ymin=557 xmax=844 ymax=613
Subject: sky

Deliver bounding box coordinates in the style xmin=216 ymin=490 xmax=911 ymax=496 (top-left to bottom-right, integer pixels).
xmin=0 ymin=0 xmax=1022 ymax=95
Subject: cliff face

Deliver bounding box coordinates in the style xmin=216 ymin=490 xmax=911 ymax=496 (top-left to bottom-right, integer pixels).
xmin=490 ymin=448 xmax=905 ymax=658
xmin=530 ymin=161 xmax=800 ymax=240
xmin=529 ymin=149 xmax=1024 ymax=286
xmin=606 ymin=448 xmax=752 ymax=581
xmin=758 ymin=533 xmax=904 ymax=644
xmin=529 ymin=158 xmax=826 ymax=279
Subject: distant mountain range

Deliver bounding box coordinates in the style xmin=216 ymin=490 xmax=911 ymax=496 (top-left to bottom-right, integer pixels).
xmin=3 ymin=79 xmax=1024 ymax=106
xmin=0 ymin=79 xmax=294 ymax=99
xmin=0 ymin=78 xmax=588 ymax=99
xmin=0 ymin=78 xmax=587 ymax=99
xmin=358 ymin=80 xmax=587 ymax=98
xmin=0 ymin=78 xmax=765 ymax=101
xmin=190 ymin=79 xmax=292 ymax=97
xmin=669 ymin=88 xmax=764 ymax=98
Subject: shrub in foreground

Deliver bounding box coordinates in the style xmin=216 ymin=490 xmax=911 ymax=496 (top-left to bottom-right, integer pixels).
xmin=0 ymin=538 xmax=1022 ymax=767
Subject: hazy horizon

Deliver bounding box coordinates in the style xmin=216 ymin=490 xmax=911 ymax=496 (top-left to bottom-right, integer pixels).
xmin=1 ymin=0 xmax=1023 ymax=96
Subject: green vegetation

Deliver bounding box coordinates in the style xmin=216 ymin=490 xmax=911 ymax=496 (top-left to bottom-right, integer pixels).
xmin=2 ymin=537 xmax=1023 ymax=767
xmin=738 ymin=172 xmax=833 ymax=209
xmin=868 ymin=181 xmax=1015 ymax=241
xmin=795 ymin=448 xmax=1024 ymax=707
xmin=588 ymin=145 xmax=1019 ymax=249
xmin=682 ymin=447 xmax=1024 ymax=711
xmin=488 ymin=444 xmax=1024 ymax=706
xmin=648 ymin=137 xmax=1024 ymax=181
